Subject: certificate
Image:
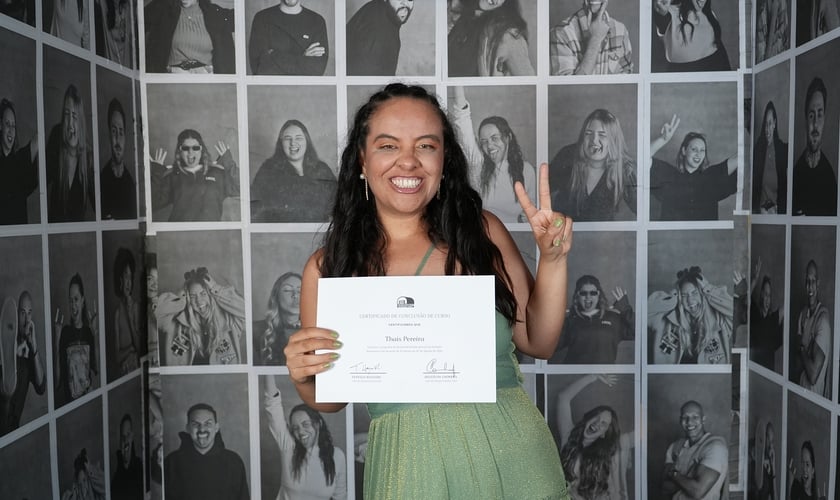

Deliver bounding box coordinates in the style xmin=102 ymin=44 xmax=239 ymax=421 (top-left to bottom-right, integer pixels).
xmin=315 ymin=275 xmax=497 ymax=403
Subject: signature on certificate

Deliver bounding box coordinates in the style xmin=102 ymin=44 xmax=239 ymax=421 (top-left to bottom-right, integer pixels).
xmin=424 ymin=358 xmax=458 ymax=374
xmin=349 ymin=361 xmax=385 ymax=373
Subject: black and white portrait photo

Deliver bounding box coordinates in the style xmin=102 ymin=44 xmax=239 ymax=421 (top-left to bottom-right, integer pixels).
xmin=647 ymin=372 xmax=730 ymax=500
xmin=0 ymin=235 xmax=47 ymax=436
xmin=795 ymin=0 xmax=840 ymax=46
xmin=259 ymin=374 xmax=348 ymax=500
xmin=747 ymin=224 xmax=786 ymax=373
xmin=755 ymin=0 xmax=790 ymax=63
xmin=146 ymin=83 xmax=240 ymax=222
xmin=548 ymin=0 xmax=639 ymax=75
xmin=0 ymin=27 xmax=39 ymax=225
xmin=44 ymin=0 xmax=91 ymax=49
xmin=0 ymin=423 xmax=53 ymax=499
xmin=547 ymin=83 xmax=638 ymax=222
xmin=49 ymin=231 xmax=101 ymax=408
xmin=161 ymin=373 xmax=250 ymax=500
xmin=649 ymin=81 xmax=738 ymax=221
xmin=549 ymin=230 xmax=636 ymax=365
xmin=732 ymin=215 xmax=749 ymax=348
xmin=251 ymin=232 xmax=320 ymax=365
xmin=546 ymin=373 xmax=635 ymax=499
xmin=56 ymin=396 xmax=106 ymax=500
xmin=446 ymin=85 xmax=536 ymax=223
xmin=791 ymin=38 xmax=840 ymax=216
xmin=788 ymin=225 xmax=835 ymax=400
xmin=95 ymin=0 xmax=136 ymax=68
xmin=752 ymin=60 xmax=790 ymax=215
xmin=246 ymin=0 xmax=335 ymax=76
xmin=648 ymin=229 xmax=734 ymax=365
xmin=107 ymin=375 xmax=143 ymax=500
xmin=650 ymin=0 xmax=739 ymax=72
xmin=747 ymin=370 xmax=782 ymax=500
xmin=155 ymin=229 xmax=246 ymax=366
xmin=247 ymin=85 xmax=337 ymax=223
xmin=346 ymin=0 xmax=434 ymax=76
xmin=785 ymin=390 xmax=831 ymax=500
xmin=44 ymin=46 xmax=96 ymax=223
xmin=447 ymin=0 xmax=536 ymax=76
xmin=143 ymin=0 xmax=235 ymax=74
xmin=0 ymin=0 xmax=35 ymax=25
xmin=97 ymin=67 xmax=137 ymax=220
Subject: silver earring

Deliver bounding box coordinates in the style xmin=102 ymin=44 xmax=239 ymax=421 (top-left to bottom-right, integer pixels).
xmin=360 ymin=173 xmax=369 ymax=201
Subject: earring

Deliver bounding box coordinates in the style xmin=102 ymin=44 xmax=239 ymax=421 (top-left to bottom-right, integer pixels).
xmin=360 ymin=173 xmax=369 ymax=201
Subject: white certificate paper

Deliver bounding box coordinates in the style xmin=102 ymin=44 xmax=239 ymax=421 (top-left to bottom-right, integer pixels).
xmin=315 ymin=275 xmax=496 ymax=403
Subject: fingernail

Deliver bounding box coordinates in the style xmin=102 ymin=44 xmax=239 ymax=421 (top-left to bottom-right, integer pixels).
xmin=322 ymin=362 xmax=333 ymax=370
xmin=330 ymin=353 xmax=340 ymax=360
xmin=333 ymin=340 xmax=343 ymax=349
xmin=552 ymin=237 xmax=562 ymax=247
xmin=330 ymin=330 xmax=339 ymax=339
xmin=553 ymin=218 xmax=564 ymax=228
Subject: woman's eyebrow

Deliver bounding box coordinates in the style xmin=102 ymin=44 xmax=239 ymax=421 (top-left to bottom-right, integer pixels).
xmin=372 ymin=133 xmax=442 ymax=143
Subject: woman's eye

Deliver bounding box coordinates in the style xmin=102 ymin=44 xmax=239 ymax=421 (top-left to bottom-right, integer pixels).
xmin=418 ymin=143 xmax=436 ymax=151
xmin=379 ymin=144 xmax=396 ymax=150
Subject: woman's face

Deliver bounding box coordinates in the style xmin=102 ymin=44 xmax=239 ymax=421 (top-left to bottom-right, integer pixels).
xmin=147 ymin=268 xmax=158 ymax=298
xmin=278 ymin=275 xmax=302 ymax=317
xmin=583 ymin=119 xmax=609 ymax=164
xmin=360 ymin=97 xmax=444 ymax=219
xmin=478 ymin=123 xmax=509 ymax=166
xmin=281 ymin=125 xmax=307 ymax=164
xmin=582 ymin=410 xmax=612 ymax=445
xmin=179 ymin=137 xmax=203 ymax=170
xmin=290 ymin=410 xmax=319 ymax=449
xmin=679 ymin=281 xmax=704 ymax=319
xmin=120 ymin=265 xmax=133 ymax=298
xmin=69 ymin=283 xmax=84 ymax=325
xmin=1 ymin=107 xmax=15 ymax=154
xmin=763 ymin=109 xmax=776 ymax=143
xmin=62 ymin=96 xmax=79 ymax=149
xmin=188 ymin=282 xmax=211 ymax=320
xmin=800 ymin=447 xmax=814 ymax=484
xmin=575 ymin=283 xmax=600 ymax=313
xmin=477 ymin=0 xmax=506 ymax=12
xmin=682 ymin=137 xmax=706 ymax=173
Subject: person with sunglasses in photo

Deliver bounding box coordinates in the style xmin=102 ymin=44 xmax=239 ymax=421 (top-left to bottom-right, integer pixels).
xmin=150 ymin=128 xmax=239 ymax=222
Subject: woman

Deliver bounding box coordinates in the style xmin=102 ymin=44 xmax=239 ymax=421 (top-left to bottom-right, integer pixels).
xmin=650 ymin=114 xmax=737 ymax=221
xmin=50 ymin=0 xmax=90 ymax=48
xmin=150 ymin=129 xmax=239 ymax=222
xmin=752 ymin=101 xmax=788 ymax=214
xmin=257 ymin=272 xmax=302 ymax=365
xmin=755 ymin=0 xmax=789 ymax=62
xmin=263 ymin=376 xmax=347 ymax=500
xmin=788 ymin=441 xmax=823 ymax=500
xmin=157 ymin=267 xmax=245 ymax=366
xmin=448 ymin=0 xmax=535 ymax=76
xmin=556 ymin=374 xmax=633 ymax=500
xmin=54 ymin=273 xmax=99 ymax=406
xmin=112 ymin=248 xmax=140 ymax=376
xmin=449 ymin=86 xmax=535 ymax=222
xmin=95 ymin=0 xmax=133 ymax=67
xmin=653 ymin=0 xmax=730 ymax=72
xmin=549 ymin=109 xmax=637 ymax=221
xmin=284 ymin=83 xmax=572 ymax=498
xmin=749 ymin=418 xmax=776 ymax=500
xmin=648 ymin=266 xmax=733 ymax=364
xmin=47 ymin=84 xmax=96 ymax=223
xmin=550 ymin=275 xmax=634 ymax=365
xmin=0 ymin=98 xmax=39 ymax=225
xmin=251 ymin=120 xmax=337 ymax=222
xmin=144 ymin=0 xmax=234 ymax=73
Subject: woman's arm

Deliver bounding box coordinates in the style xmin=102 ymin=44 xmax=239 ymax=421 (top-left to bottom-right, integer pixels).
xmin=448 ymin=87 xmax=483 ymax=186
xmin=650 ymin=115 xmax=680 ymax=160
xmin=263 ymin=375 xmax=295 ymax=452
xmin=496 ymin=29 xmax=536 ymax=76
xmin=555 ymin=374 xmax=599 ymax=444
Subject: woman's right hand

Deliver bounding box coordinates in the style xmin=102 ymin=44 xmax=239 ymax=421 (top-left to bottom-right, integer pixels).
xmin=659 ymin=114 xmax=680 ymax=144
xmin=152 ymin=148 xmax=168 ymax=166
xmin=284 ymin=327 xmax=341 ymax=384
xmin=654 ymin=0 xmax=670 ymax=15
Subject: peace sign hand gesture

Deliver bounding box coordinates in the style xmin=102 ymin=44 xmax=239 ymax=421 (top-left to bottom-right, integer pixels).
xmin=514 ymin=163 xmax=573 ymax=262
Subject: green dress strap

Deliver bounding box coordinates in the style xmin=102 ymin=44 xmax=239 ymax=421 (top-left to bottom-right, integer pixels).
xmin=414 ymin=243 xmax=436 ymax=276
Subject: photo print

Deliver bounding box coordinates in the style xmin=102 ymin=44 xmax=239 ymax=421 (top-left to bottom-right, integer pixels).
xmin=795 ymin=0 xmax=840 ymax=46
xmin=755 ymin=0 xmax=791 ymax=63
xmin=785 ymin=390 xmax=831 ymax=500
xmin=752 ymin=59 xmax=790 ymax=215
xmin=650 ymin=0 xmax=739 ymax=72
xmin=56 ymin=396 xmax=105 ymax=500
xmin=748 ymin=223 xmax=786 ymax=374
xmin=107 ymin=374 xmax=143 ymax=499
xmin=747 ymin=370 xmax=783 ymax=499
xmin=0 ymin=0 xmax=35 ymax=25
xmin=96 ymin=67 xmax=138 ymax=220
xmin=44 ymin=0 xmax=92 ymax=49
xmin=95 ymin=0 xmax=136 ymax=68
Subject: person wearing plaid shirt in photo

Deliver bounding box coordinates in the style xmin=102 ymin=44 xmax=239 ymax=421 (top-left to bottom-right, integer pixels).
xmin=550 ymin=0 xmax=633 ymax=75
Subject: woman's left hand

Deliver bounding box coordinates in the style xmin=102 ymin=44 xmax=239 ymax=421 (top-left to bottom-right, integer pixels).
xmin=514 ymin=163 xmax=573 ymax=261
xmin=214 ymin=141 xmax=230 ymax=160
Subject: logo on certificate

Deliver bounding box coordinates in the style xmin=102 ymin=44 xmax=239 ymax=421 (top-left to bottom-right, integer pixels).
xmin=396 ymin=296 xmax=415 ymax=308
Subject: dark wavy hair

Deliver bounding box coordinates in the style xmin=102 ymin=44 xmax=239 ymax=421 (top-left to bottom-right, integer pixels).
xmin=0 ymin=98 xmax=18 ymax=154
xmin=69 ymin=273 xmax=91 ymax=327
xmin=676 ymin=132 xmax=710 ymax=173
xmin=270 ymin=119 xmax=322 ymax=173
xmin=677 ymin=0 xmax=723 ymax=46
xmin=573 ymin=275 xmax=608 ymax=319
xmin=477 ymin=116 xmax=524 ymax=199
xmin=174 ymin=129 xmax=210 ymax=172
xmin=321 ymin=83 xmax=517 ymax=324
xmin=800 ymin=440 xmax=816 ymax=493
xmin=758 ymin=101 xmax=780 ymax=148
xmin=559 ymin=405 xmax=621 ymax=498
xmin=477 ymin=0 xmax=528 ymax=70
xmin=289 ymin=404 xmax=337 ymax=485
xmin=113 ymin=247 xmax=136 ymax=299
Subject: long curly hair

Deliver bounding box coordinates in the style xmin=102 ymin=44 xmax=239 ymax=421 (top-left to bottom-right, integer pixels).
xmin=477 ymin=116 xmax=524 ymax=199
xmin=321 ymin=83 xmax=517 ymax=325
xmin=269 ymin=119 xmax=322 ymax=174
xmin=675 ymin=265 xmax=712 ymax=358
xmin=56 ymin=85 xmax=92 ymax=215
xmin=559 ymin=405 xmax=621 ymax=498
xmin=677 ymin=0 xmax=723 ymax=46
xmin=676 ymin=132 xmax=710 ymax=173
xmin=476 ymin=0 xmax=529 ymax=73
xmin=289 ymin=404 xmax=337 ymax=486
xmin=182 ymin=267 xmax=218 ymax=360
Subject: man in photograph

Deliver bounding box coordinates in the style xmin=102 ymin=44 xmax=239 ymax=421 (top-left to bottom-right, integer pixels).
xmin=249 ymin=0 xmax=329 ymax=75
xmin=111 ymin=414 xmax=142 ymax=500
xmin=346 ymin=0 xmax=414 ymax=76
xmin=164 ymin=403 xmax=249 ymax=500
xmin=550 ymin=0 xmax=633 ymax=75
xmin=662 ymin=400 xmax=728 ymax=500
xmin=100 ymin=98 xmax=136 ymax=220
xmin=792 ymin=77 xmax=837 ymax=216
xmin=1 ymin=291 xmax=46 ymax=436
xmin=794 ymin=259 xmax=831 ymax=398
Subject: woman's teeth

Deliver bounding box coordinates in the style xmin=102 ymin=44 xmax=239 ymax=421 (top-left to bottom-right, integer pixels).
xmin=392 ymin=177 xmax=421 ymax=189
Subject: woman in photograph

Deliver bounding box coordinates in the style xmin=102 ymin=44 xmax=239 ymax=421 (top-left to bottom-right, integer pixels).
xmin=749 ymin=418 xmax=777 ymax=500
xmin=550 ymin=275 xmax=634 ymax=365
xmin=448 ymin=0 xmax=535 ymax=76
xmin=150 ymin=129 xmax=239 ymax=222
xmin=257 ymin=272 xmax=302 ymax=365
xmin=653 ymin=0 xmax=730 ymax=72
xmin=157 ymin=266 xmax=245 ymax=366
xmin=448 ymin=86 xmax=535 ymax=222
xmin=283 ymin=83 xmax=572 ymax=498
xmin=787 ymin=441 xmax=823 ymax=500
xmin=549 ymin=108 xmax=637 ymax=221
xmin=263 ymin=376 xmax=347 ymax=500
xmin=755 ymin=0 xmax=789 ymax=62
xmin=648 ymin=265 xmax=733 ymax=364
xmin=47 ymin=84 xmax=96 ymax=223
xmin=752 ymin=101 xmax=788 ymax=214
xmin=54 ymin=273 xmax=99 ymax=405
xmin=50 ymin=0 xmax=90 ymax=48
xmin=0 ymin=98 xmax=39 ymax=225
xmin=112 ymin=248 xmax=141 ymax=376
xmin=95 ymin=0 xmax=133 ymax=67
xmin=649 ymin=114 xmax=737 ymax=221
xmin=555 ymin=374 xmax=633 ymax=500
xmin=61 ymin=448 xmax=105 ymax=500
xmin=144 ymin=0 xmax=235 ymax=73
xmin=250 ymin=119 xmax=336 ymax=223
